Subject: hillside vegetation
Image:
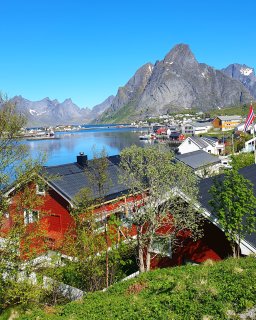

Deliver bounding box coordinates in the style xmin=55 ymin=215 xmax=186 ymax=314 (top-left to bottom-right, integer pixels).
xmin=15 ymin=256 xmax=256 ymax=320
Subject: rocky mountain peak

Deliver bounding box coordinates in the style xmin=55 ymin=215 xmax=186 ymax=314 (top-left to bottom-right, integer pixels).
xmin=163 ymin=43 xmax=197 ymax=67
xmin=222 ymin=63 xmax=256 ymax=99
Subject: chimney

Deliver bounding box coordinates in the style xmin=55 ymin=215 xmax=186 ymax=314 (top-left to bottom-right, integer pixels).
xmin=77 ymin=152 xmax=88 ymax=167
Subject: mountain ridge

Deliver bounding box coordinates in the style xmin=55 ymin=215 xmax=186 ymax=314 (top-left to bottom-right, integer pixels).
xmin=98 ymin=44 xmax=253 ymax=123
xmin=5 ymin=95 xmax=114 ymax=126
xmin=2 ymin=44 xmax=255 ymax=126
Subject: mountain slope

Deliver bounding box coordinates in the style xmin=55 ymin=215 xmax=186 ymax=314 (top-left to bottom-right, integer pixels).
xmin=98 ymin=44 xmax=253 ymax=123
xmin=221 ymin=63 xmax=256 ymax=99
xmin=99 ymin=63 xmax=154 ymax=123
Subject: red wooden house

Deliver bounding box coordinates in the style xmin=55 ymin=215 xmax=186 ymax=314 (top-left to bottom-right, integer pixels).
xmin=1 ymin=153 xmax=256 ymax=267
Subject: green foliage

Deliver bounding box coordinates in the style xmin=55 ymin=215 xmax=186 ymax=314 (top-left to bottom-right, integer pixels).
xmin=0 ymin=96 xmax=48 ymax=313
xmin=231 ymin=153 xmax=255 ymax=170
xmin=120 ymin=145 xmax=203 ymax=272
xmin=42 ymin=243 xmax=137 ymax=292
xmin=209 ymin=169 xmax=256 ymax=257
xmin=17 ymin=256 xmax=256 ymax=320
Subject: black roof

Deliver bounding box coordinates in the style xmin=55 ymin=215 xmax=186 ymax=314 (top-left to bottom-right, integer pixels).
xmin=176 ymin=150 xmax=220 ymax=170
xmin=44 ymin=155 xmax=129 ymax=203
xmin=199 ymin=164 xmax=256 ymax=250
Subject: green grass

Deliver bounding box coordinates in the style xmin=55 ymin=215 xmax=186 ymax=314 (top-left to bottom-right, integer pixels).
xmin=16 ymin=256 xmax=256 ymax=320
xmin=99 ymin=102 xmax=137 ymax=124
xmin=209 ymin=103 xmax=256 ymax=118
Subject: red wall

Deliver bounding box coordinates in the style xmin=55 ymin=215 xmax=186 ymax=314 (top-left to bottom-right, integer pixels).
xmin=151 ymin=220 xmax=233 ymax=268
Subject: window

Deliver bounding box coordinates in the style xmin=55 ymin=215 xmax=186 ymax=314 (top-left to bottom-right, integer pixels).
xmin=95 ymin=217 xmax=108 ymax=232
xmin=116 ymin=211 xmax=132 ymax=228
xmin=150 ymin=237 xmax=172 ymax=257
xmin=36 ymin=183 xmax=45 ymax=195
xmin=24 ymin=209 xmax=39 ymax=225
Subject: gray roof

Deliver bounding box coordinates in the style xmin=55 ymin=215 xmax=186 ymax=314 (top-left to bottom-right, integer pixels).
xmin=199 ymin=164 xmax=256 ymax=250
xmin=176 ymin=150 xmax=220 ymax=170
xmin=190 ymin=122 xmax=212 ymax=128
xmin=189 ymin=136 xmax=209 ymax=149
xmin=44 ymin=155 xmax=129 ymax=203
xmin=217 ymin=115 xmax=242 ymax=121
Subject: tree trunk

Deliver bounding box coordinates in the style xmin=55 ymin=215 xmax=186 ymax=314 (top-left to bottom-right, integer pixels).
xmin=237 ymin=239 xmax=240 ymax=258
xmin=138 ymin=246 xmax=145 ymax=273
xmin=231 ymin=243 xmax=237 ymax=258
xmin=105 ymin=223 xmax=109 ymax=288
xmin=137 ymin=227 xmax=145 ymax=273
xmin=146 ymin=249 xmax=151 ymax=272
xmin=146 ymin=238 xmax=153 ymax=271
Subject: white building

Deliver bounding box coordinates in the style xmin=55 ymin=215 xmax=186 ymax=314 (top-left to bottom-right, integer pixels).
xmin=181 ymin=122 xmax=212 ymax=135
xmin=242 ymin=137 xmax=256 ymax=153
xmin=178 ymin=136 xmax=225 ymax=155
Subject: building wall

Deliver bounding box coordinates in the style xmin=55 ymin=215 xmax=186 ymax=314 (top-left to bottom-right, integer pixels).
xmin=222 ymin=120 xmax=241 ymax=131
xmin=151 ymin=219 xmax=233 ymax=268
xmin=178 ymin=139 xmax=201 ymax=154
xmin=212 ymin=117 xmax=222 ymax=129
xmin=212 ymin=117 xmax=241 ymax=131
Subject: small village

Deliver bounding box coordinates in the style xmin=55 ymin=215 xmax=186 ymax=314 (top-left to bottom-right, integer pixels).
xmin=1 ymin=1 xmax=256 ymax=317
xmin=1 ymin=97 xmax=256 ymax=320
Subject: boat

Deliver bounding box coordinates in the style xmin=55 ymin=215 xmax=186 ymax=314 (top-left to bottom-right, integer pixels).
xmin=139 ymin=133 xmax=156 ymax=140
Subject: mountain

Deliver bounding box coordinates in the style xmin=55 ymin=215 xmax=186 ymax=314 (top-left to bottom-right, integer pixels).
xmin=90 ymin=95 xmax=115 ymax=121
xmin=7 ymin=95 xmax=114 ymax=126
xmin=221 ymin=64 xmax=256 ymax=99
xmin=98 ymin=44 xmax=253 ymax=123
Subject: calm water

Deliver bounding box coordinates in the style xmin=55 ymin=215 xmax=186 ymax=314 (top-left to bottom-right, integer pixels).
xmin=25 ymin=127 xmax=149 ymax=166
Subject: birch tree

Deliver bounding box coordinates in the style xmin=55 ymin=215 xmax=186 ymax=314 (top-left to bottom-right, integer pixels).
xmin=119 ymin=145 xmax=203 ymax=272
xmin=209 ymin=169 xmax=256 ymax=257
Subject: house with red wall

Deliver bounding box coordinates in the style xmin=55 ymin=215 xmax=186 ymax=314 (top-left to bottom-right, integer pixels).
xmin=1 ymin=153 xmax=256 ymax=268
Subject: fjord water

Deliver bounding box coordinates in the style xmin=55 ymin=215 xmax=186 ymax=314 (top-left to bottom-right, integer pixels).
xmin=26 ymin=127 xmax=148 ymax=166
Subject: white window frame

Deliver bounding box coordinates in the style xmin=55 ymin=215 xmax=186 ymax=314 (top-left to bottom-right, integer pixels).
xmin=24 ymin=209 xmax=39 ymax=225
xmin=36 ymin=184 xmax=45 ymax=196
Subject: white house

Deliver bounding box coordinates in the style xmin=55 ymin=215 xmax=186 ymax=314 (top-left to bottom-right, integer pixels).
xmin=181 ymin=122 xmax=212 ymax=135
xmin=235 ymin=123 xmax=256 ymax=134
xmin=242 ymin=137 xmax=256 ymax=153
xmin=178 ymin=136 xmax=225 ymax=155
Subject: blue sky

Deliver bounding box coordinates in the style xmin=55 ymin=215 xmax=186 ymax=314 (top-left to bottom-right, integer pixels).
xmin=0 ymin=0 xmax=255 ymax=108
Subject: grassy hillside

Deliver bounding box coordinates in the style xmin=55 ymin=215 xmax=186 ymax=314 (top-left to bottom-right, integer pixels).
xmin=209 ymin=103 xmax=256 ymax=118
xmin=98 ymin=102 xmax=138 ymax=124
xmin=15 ymin=256 xmax=256 ymax=320
xmin=97 ymin=102 xmax=256 ymax=124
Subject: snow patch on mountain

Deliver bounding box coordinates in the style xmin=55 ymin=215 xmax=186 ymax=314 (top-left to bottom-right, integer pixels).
xmin=240 ymin=67 xmax=253 ymax=76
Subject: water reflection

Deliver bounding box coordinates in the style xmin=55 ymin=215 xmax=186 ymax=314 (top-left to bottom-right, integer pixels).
xmin=25 ymin=128 xmax=148 ymax=166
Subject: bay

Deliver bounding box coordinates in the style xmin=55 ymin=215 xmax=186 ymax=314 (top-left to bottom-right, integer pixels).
xmin=25 ymin=127 xmax=149 ymax=166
